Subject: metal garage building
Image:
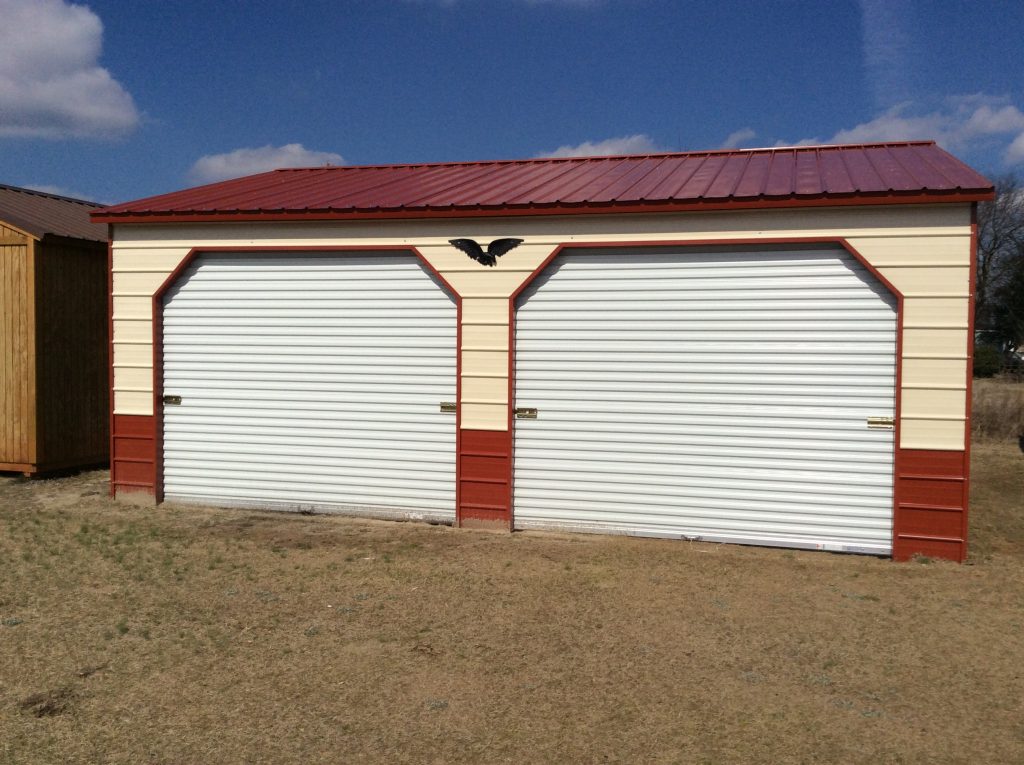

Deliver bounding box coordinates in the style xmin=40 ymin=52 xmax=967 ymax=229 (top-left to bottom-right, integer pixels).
xmin=94 ymin=142 xmax=993 ymax=561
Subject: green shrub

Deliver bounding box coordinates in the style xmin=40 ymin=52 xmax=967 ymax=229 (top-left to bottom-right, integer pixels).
xmin=974 ymin=345 xmax=1003 ymax=378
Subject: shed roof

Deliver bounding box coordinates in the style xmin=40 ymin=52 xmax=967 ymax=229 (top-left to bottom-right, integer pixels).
xmin=94 ymin=141 xmax=994 ymax=225
xmin=0 ymin=184 xmax=106 ymax=242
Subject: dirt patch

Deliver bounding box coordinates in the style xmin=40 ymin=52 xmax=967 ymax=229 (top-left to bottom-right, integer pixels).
xmin=1 ymin=445 xmax=1023 ymax=764
xmin=17 ymin=687 xmax=76 ymax=718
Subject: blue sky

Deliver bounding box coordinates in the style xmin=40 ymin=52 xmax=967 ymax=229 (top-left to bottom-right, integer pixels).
xmin=1 ymin=0 xmax=1022 ymax=204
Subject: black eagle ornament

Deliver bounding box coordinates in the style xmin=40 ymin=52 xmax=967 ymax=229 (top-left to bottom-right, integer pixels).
xmin=449 ymin=237 xmax=524 ymax=267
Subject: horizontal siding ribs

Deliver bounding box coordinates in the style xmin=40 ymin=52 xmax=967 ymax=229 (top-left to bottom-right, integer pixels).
xmin=513 ymin=246 xmax=898 ymax=552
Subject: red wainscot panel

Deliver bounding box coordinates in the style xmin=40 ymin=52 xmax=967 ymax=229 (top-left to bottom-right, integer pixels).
xmin=893 ymin=449 xmax=969 ymax=562
xmin=458 ymin=429 xmax=512 ymax=530
xmin=111 ymin=414 xmax=156 ymax=501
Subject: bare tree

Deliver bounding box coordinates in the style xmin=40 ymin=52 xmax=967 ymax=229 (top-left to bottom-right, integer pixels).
xmin=975 ymin=173 xmax=1024 ymax=346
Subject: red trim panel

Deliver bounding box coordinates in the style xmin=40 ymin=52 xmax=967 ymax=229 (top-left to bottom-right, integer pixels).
xmin=107 ymin=233 xmax=114 ymax=495
xmin=893 ymin=448 xmax=968 ymax=562
xmin=458 ymin=429 xmax=511 ymax=529
xmin=111 ymin=414 xmax=156 ymax=496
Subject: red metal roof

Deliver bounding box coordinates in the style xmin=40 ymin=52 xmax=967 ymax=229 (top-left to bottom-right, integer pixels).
xmin=93 ymin=142 xmax=993 ymax=225
xmin=0 ymin=184 xmax=106 ymax=241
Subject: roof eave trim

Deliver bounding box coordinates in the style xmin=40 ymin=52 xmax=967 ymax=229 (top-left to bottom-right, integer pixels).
xmin=92 ymin=190 xmax=995 ymax=225
xmin=0 ymin=218 xmax=41 ymax=241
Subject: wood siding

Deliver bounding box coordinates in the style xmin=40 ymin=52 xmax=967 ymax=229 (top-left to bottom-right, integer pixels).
xmin=0 ymin=225 xmax=35 ymax=468
xmin=1 ymin=224 xmax=108 ymax=473
xmin=35 ymin=236 xmax=109 ymax=468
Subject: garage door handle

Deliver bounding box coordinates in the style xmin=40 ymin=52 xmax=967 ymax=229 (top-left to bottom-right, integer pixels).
xmin=867 ymin=416 xmax=894 ymax=429
xmin=163 ymin=395 xmax=182 ymax=405
xmin=439 ymin=402 xmax=456 ymax=413
xmin=515 ymin=407 xmax=538 ymax=419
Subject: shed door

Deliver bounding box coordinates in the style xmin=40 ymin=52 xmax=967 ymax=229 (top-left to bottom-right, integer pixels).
xmin=162 ymin=253 xmax=457 ymax=521
xmin=513 ymin=246 xmax=898 ymax=554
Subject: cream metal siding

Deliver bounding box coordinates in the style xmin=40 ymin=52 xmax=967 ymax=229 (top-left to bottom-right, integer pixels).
xmin=111 ymin=204 xmax=972 ymax=449
xmin=512 ymin=246 xmax=899 ymax=553
xmin=161 ymin=253 xmax=457 ymax=520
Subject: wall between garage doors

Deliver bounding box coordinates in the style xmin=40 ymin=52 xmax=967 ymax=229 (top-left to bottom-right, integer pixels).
xmin=112 ymin=203 xmax=973 ymax=449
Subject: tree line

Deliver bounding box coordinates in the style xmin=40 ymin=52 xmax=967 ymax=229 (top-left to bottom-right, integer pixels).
xmin=975 ymin=173 xmax=1024 ymax=368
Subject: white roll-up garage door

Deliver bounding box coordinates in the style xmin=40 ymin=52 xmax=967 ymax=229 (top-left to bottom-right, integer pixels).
xmin=162 ymin=252 xmax=457 ymax=521
xmin=513 ymin=246 xmax=897 ymax=554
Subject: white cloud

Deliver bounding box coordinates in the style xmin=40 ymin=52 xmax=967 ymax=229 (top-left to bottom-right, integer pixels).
xmin=537 ymin=134 xmax=661 ymax=159
xmin=1006 ymin=133 xmax=1024 ymax=165
xmin=780 ymin=95 xmax=1024 ymax=166
xmin=720 ymin=128 xmax=756 ymax=149
xmin=189 ymin=144 xmax=345 ymax=183
xmin=0 ymin=0 xmax=139 ymax=139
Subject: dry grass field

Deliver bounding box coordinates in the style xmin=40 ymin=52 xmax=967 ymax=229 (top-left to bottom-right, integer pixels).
xmin=1 ymin=440 xmax=1022 ymax=763
xmin=972 ymin=376 xmax=1024 ymax=441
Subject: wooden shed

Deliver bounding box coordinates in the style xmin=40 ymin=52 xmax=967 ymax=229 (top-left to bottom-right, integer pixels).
xmin=94 ymin=142 xmax=993 ymax=561
xmin=0 ymin=184 xmax=109 ymax=474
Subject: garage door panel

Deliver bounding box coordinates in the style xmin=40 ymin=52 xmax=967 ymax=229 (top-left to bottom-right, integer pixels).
xmin=514 ymin=441 xmax=892 ymax=465
xmin=164 ymin=360 xmax=452 ymax=377
xmin=516 ymin=371 xmax=894 ymax=386
xmin=514 ymin=247 xmax=897 ymax=554
xmin=518 ymin=417 xmax=893 ymax=439
xmin=165 ymin=416 xmax=452 ymax=435
xmin=162 ymin=253 xmax=456 ymax=520
xmin=161 ymin=374 xmax=453 ymax=392
xmin=515 ymin=513 xmax=891 ymax=548
xmin=160 ymin=482 xmax=454 ymax=511
xmin=513 ymin=457 xmax=895 ymax=484
xmin=515 ymin=390 xmax=893 ymax=408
